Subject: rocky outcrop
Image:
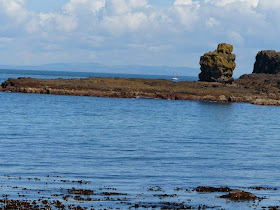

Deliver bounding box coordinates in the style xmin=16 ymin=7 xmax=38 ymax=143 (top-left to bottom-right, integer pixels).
xmin=196 ymin=186 xmax=231 ymax=192
xmin=234 ymin=73 xmax=280 ymax=94
xmin=199 ymin=43 xmax=236 ymax=83
xmin=2 ymin=75 xmax=280 ymax=106
xmin=220 ymin=189 xmax=258 ymax=201
xmin=253 ymin=50 xmax=280 ymax=74
xmin=195 ymin=186 xmax=260 ymax=202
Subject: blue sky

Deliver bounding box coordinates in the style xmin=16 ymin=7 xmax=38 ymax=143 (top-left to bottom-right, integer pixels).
xmin=0 ymin=0 xmax=279 ymax=75
xmin=27 ymin=0 xmax=69 ymax=12
xmin=26 ymin=0 xmax=177 ymax=12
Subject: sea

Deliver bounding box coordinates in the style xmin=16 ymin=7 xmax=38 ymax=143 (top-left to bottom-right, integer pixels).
xmin=0 ymin=69 xmax=279 ymax=209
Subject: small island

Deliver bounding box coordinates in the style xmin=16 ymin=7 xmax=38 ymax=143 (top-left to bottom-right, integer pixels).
xmin=1 ymin=44 xmax=280 ymax=106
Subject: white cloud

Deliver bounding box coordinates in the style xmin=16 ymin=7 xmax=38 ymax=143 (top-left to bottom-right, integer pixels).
xmin=63 ymin=0 xmax=106 ymax=14
xmin=55 ymin=15 xmax=77 ymax=32
xmin=100 ymin=12 xmax=148 ymax=35
xmin=0 ymin=0 xmax=280 ymax=75
xmin=104 ymin=0 xmax=130 ymax=15
xmin=174 ymin=0 xmax=196 ymax=6
xmin=0 ymin=0 xmax=28 ymax=23
xmin=25 ymin=12 xmax=77 ymax=34
xmin=205 ymin=0 xmax=259 ymax=8
xmin=258 ymin=0 xmax=280 ymax=10
xmin=128 ymin=0 xmax=148 ymax=9
xmin=100 ymin=0 xmax=150 ymax=34
xmin=170 ymin=0 xmax=200 ymax=31
xmin=206 ymin=17 xmax=220 ymax=28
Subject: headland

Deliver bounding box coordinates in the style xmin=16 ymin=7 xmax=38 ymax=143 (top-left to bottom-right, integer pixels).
xmin=1 ymin=73 xmax=280 ymax=106
xmin=2 ymin=43 xmax=280 ymax=106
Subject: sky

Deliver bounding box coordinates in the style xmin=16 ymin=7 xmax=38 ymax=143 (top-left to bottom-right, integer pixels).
xmin=0 ymin=0 xmax=280 ymax=75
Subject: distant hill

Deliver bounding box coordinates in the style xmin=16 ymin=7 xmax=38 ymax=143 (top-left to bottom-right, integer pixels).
xmin=0 ymin=63 xmax=200 ymax=76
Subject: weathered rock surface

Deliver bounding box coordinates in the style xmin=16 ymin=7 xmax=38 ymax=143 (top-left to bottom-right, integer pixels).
xmin=234 ymin=73 xmax=280 ymax=96
xmin=2 ymin=74 xmax=280 ymax=106
xmin=220 ymin=189 xmax=258 ymax=201
xmin=199 ymin=43 xmax=236 ymax=83
xmin=253 ymin=50 xmax=280 ymax=74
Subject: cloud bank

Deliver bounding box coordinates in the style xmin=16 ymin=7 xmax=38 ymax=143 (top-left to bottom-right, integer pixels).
xmin=0 ymin=0 xmax=279 ymax=75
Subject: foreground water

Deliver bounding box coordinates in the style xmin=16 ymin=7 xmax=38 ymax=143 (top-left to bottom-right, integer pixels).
xmin=0 ymin=69 xmax=280 ymax=209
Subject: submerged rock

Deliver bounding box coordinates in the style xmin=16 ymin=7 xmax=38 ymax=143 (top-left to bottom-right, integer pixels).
xmin=196 ymin=186 xmax=231 ymax=193
xmin=220 ymin=189 xmax=258 ymax=201
xmin=199 ymin=43 xmax=236 ymax=83
xmin=253 ymin=50 xmax=280 ymax=74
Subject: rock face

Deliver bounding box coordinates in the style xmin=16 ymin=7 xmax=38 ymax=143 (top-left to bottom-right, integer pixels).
xmin=253 ymin=50 xmax=280 ymax=74
xmin=199 ymin=43 xmax=236 ymax=83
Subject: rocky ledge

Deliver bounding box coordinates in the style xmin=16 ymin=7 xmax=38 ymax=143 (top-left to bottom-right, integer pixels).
xmin=1 ymin=73 xmax=280 ymax=106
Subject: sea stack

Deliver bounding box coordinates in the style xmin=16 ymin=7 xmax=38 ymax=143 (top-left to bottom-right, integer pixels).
xmin=199 ymin=43 xmax=236 ymax=83
xmin=253 ymin=50 xmax=280 ymax=74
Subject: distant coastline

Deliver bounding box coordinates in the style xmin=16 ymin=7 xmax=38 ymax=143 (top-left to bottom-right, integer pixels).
xmin=2 ymin=73 xmax=280 ymax=106
xmin=0 ymin=63 xmax=200 ymax=77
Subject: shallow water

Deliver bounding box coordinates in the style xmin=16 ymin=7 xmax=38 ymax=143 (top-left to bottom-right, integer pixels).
xmin=0 ymin=69 xmax=280 ymax=209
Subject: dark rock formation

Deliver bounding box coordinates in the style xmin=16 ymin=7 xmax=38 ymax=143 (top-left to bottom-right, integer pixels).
xmin=234 ymin=73 xmax=280 ymax=93
xmin=220 ymin=189 xmax=258 ymax=201
xmin=2 ymin=75 xmax=280 ymax=106
xmin=248 ymin=186 xmax=276 ymax=190
xmin=253 ymin=50 xmax=280 ymax=74
xmin=199 ymin=43 xmax=236 ymax=83
xmin=196 ymin=186 xmax=231 ymax=193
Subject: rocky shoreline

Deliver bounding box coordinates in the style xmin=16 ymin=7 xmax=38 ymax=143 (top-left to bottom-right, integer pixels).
xmin=1 ymin=73 xmax=280 ymax=106
xmin=0 ymin=175 xmax=278 ymax=209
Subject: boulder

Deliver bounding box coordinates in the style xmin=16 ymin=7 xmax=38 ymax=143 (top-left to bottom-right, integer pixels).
xmin=199 ymin=43 xmax=236 ymax=83
xmin=220 ymin=189 xmax=258 ymax=201
xmin=253 ymin=50 xmax=280 ymax=74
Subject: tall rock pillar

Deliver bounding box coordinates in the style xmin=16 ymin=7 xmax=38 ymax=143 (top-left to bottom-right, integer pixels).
xmin=199 ymin=43 xmax=236 ymax=83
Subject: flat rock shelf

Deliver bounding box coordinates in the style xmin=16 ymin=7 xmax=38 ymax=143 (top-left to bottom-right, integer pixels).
xmin=2 ymin=73 xmax=280 ymax=106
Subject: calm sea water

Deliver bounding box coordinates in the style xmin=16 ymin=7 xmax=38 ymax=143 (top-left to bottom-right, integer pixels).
xmin=0 ymin=69 xmax=279 ymax=209
xmin=0 ymin=69 xmax=197 ymax=84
